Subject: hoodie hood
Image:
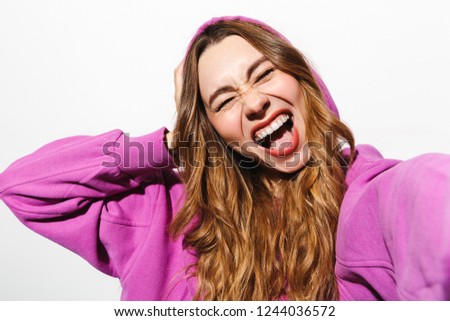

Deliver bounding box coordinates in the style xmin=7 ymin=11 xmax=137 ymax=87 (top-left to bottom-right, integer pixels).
xmin=185 ymin=15 xmax=340 ymax=118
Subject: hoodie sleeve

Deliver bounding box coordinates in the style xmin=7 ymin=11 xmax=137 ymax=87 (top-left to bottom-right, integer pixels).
xmin=377 ymin=152 xmax=450 ymax=300
xmin=0 ymin=127 xmax=176 ymax=276
xmin=337 ymin=146 xmax=450 ymax=300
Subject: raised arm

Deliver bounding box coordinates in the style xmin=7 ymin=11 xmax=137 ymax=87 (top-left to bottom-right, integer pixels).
xmin=0 ymin=127 xmax=176 ymax=276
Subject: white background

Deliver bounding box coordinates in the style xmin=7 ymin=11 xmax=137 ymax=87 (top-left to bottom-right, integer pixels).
xmin=0 ymin=0 xmax=449 ymax=300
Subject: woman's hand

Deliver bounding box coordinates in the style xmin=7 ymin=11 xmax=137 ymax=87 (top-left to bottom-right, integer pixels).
xmin=165 ymin=59 xmax=184 ymax=151
xmin=164 ymin=130 xmax=174 ymax=150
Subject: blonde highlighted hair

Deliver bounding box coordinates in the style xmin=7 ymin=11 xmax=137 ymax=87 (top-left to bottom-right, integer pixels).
xmin=170 ymin=19 xmax=355 ymax=300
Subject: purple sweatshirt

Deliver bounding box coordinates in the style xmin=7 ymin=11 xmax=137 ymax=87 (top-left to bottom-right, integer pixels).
xmin=1 ymin=16 xmax=450 ymax=301
xmin=1 ymin=127 xmax=450 ymax=300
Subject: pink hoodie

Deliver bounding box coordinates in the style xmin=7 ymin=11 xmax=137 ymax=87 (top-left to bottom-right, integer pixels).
xmin=1 ymin=16 xmax=450 ymax=300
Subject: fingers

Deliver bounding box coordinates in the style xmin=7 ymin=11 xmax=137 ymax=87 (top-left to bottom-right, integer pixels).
xmin=164 ymin=130 xmax=174 ymax=150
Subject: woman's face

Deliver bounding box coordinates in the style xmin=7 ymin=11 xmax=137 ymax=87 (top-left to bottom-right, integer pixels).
xmin=198 ymin=35 xmax=309 ymax=173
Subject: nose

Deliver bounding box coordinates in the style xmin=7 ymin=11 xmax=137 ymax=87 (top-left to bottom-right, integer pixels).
xmin=241 ymin=88 xmax=270 ymax=119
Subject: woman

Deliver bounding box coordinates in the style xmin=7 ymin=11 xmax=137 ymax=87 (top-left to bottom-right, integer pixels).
xmin=0 ymin=16 xmax=449 ymax=301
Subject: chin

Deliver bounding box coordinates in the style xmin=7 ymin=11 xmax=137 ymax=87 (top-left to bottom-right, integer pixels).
xmin=267 ymin=156 xmax=308 ymax=174
xmin=251 ymin=147 xmax=310 ymax=176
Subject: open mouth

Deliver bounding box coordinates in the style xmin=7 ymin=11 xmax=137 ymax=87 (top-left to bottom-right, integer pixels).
xmin=253 ymin=112 xmax=299 ymax=157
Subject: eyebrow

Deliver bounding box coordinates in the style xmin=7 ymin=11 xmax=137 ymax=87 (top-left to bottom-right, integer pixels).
xmin=208 ymin=56 xmax=269 ymax=108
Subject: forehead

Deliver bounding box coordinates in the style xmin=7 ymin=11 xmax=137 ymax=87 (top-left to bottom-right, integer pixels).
xmin=198 ymin=35 xmax=263 ymax=97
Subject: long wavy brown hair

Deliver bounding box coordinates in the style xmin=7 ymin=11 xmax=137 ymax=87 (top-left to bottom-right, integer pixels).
xmin=169 ymin=19 xmax=356 ymax=300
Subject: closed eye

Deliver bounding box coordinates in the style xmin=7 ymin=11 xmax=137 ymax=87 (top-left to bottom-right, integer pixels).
xmin=255 ymin=68 xmax=275 ymax=82
xmin=216 ymin=96 xmax=235 ymax=112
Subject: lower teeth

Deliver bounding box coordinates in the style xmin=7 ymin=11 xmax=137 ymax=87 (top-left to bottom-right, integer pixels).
xmin=254 ymin=116 xmax=294 ymax=148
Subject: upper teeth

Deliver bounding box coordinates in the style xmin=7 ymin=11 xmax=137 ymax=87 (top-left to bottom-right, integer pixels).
xmin=254 ymin=114 xmax=290 ymax=142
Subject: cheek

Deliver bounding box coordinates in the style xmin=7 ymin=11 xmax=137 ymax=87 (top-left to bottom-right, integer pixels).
xmin=207 ymin=110 xmax=243 ymax=143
